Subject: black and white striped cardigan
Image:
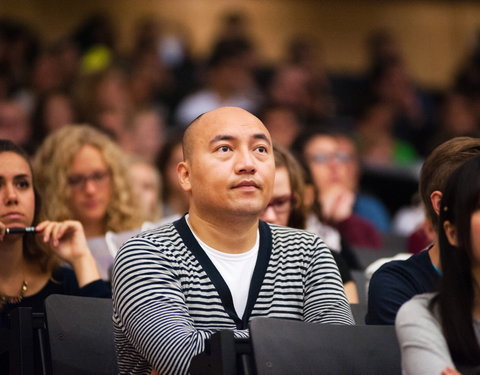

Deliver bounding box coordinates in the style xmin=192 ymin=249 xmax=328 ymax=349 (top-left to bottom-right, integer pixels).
xmin=112 ymin=216 xmax=353 ymax=375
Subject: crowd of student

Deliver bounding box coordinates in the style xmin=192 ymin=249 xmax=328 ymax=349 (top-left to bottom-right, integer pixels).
xmin=1 ymin=10 xmax=480 ymax=375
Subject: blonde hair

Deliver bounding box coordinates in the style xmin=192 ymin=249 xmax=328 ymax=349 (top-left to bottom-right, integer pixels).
xmin=33 ymin=125 xmax=143 ymax=233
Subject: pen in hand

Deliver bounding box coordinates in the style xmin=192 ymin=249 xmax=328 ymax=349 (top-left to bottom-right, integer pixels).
xmin=5 ymin=227 xmax=37 ymax=235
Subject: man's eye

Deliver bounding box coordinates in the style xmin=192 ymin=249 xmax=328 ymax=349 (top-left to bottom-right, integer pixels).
xmin=256 ymin=146 xmax=267 ymax=153
xmin=218 ymin=146 xmax=231 ymax=152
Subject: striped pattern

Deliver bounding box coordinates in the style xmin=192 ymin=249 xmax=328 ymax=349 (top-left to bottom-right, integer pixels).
xmin=112 ymin=217 xmax=353 ymax=375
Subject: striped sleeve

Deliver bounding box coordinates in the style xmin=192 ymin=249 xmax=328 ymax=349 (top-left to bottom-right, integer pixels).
xmin=303 ymin=234 xmax=354 ymax=325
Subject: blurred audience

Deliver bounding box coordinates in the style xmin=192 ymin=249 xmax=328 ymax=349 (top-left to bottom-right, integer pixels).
xmin=33 ymin=125 xmax=143 ymax=239
xmin=129 ymin=157 xmax=163 ymax=223
xmin=156 ymin=131 xmax=189 ymax=220
xmin=260 ymin=143 xmax=359 ymax=303
xmin=292 ymin=127 xmax=384 ymax=247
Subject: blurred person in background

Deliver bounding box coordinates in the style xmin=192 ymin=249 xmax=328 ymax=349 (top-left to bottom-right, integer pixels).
xmin=259 ymin=104 xmax=304 ymax=150
xmin=122 ymin=107 xmax=168 ymax=165
xmin=33 ymin=125 xmax=143 ymax=279
xmin=292 ymin=127 xmax=384 ymax=248
xmin=174 ymin=38 xmax=261 ymax=126
xmin=30 ymin=89 xmax=80 ymax=153
xmin=260 ymin=143 xmax=359 ymax=303
xmin=129 ymin=157 xmax=163 ymax=224
xmin=355 ymin=99 xmax=420 ymax=169
xmin=156 ymin=131 xmax=189 ymax=220
xmin=0 ymin=99 xmax=33 ymax=155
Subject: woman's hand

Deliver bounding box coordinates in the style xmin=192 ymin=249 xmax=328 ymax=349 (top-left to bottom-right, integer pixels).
xmin=319 ymin=186 xmax=354 ymax=224
xmin=36 ymin=220 xmax=101 ymax=287
xmin=36 ymin=220 xmax=90 ymax=262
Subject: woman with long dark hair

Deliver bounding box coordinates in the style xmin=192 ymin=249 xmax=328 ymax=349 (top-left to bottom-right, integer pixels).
xmin=396 ymin=155 xmax=480 ymax=375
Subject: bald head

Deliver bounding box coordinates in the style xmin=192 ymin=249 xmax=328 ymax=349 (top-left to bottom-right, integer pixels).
xmin=182 ymin=107 xmax=271 ymax=162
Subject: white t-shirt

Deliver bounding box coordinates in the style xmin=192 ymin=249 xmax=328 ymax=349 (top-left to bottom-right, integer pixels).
xmin=186 ymin=216 xmax=259 ymax=319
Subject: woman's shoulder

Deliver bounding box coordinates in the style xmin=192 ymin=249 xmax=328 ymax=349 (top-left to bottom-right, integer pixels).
xmin=396 ymin=292 xmax=438 ymax=325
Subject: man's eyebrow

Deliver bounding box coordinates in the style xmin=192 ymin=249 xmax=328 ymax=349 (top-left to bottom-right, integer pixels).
xmin=209 ymin=134 xmax=236 ymax=144
xmin=253 ymin=133 xmax=271 ymax=145
xmin=209 ymin=133 xmax=271 ymax=145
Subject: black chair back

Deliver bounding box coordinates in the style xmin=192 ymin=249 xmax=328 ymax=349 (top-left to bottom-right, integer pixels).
xmin=44 ymin=294 xmax=117 ymax=375
xmin=250 ymin=318 xmax=401 ymax=375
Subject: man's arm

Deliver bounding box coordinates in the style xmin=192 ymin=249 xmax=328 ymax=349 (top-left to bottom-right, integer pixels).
xmin=112 ymin=237 xmax=247 ymax=375
xmin=303 ymin=237 xmax=354 ymax=325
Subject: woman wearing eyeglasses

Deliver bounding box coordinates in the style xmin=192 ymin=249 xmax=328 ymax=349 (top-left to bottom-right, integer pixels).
xmin=33 ymin=125 xmax=143 ymax=279
xmin=260 ymin=143 xmax=359 ymax=303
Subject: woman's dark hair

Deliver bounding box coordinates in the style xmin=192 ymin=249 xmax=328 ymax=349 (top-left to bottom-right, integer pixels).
xmin=433 ymin=154 xmax=480 ymax=366
xmin=0 ymin=139 xmax=54 ymax=272
xmin=272 ymin=143 xmax=306 ymax=229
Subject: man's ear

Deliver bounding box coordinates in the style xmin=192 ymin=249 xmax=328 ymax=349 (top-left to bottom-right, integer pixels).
xmin=443 ymin=220 xmax=459 ymax=247
xmin=177 ymin=161 xmax=192 ymax=192
xmin=430 ymin=190 xmax=443 ymax=216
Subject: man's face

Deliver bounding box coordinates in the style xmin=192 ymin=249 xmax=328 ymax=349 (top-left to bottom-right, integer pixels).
xmin=179 ymin=107 xmax=275 ymax=220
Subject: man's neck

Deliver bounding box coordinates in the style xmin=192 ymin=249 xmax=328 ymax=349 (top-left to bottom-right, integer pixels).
xmin=187 ymin=210 xmax=259 ymax=254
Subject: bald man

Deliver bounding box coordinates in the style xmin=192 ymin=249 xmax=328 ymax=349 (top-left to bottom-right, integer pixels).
xmin=112 ymin=107 xmax=353 ymax=375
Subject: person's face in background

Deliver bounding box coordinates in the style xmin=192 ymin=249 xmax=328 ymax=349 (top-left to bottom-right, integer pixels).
xmin=67 ymin=145 xmax=112 ymax=226
xmin=260 ymin=165 xmax=292 ymax=226
xmin=263 ymin=108 xmax=302 ymax=150
xmin=129 ymin=111 xmax=166 ymax=164
xmin=304 ymin=135 xmax=352 ymax=194
xmin=336 ymin=136 xmax=359 ymax=192
xmin=130 ymin=161 xmax=161 ymax=222
xmin=44 ymin=93 xmax=76 ymax=133
xmin=0 ymin=102 xmax=31 ymax=149
xmin=0 ymin=152 xmax=35 ymax=231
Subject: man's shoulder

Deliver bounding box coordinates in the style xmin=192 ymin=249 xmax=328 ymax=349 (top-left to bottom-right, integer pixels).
xmin=370 ymin=249 xmax=438 ymax=294
xmin=268 ymin=223 xmax=323 ymax=245
xmin=375 ymin=249 xmax=431 ymax=275
xmin=117 ymin=222 xmax=181 ymax=255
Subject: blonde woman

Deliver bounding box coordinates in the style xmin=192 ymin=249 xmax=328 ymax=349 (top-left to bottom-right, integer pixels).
xmin=33 ymin=125 xmax=143 ymax=278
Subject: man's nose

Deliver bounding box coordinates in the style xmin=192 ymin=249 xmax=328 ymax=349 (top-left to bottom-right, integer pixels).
xmin=236 ymin=149 xmax=256 ymax=174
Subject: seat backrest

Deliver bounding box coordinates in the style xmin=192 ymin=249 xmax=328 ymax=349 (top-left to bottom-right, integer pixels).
xmin=350 ymin=303 xmax=367 ymax=325
xmin=44 ymin=294 xmax=118 ymax=375
xmin=250 ymin=318 xmax=401 ymax=375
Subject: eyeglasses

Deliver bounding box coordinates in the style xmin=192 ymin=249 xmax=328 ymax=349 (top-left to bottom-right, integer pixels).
xmin=308 ymin=152 xmax=351 ymax=164
xmin=265 ymin=195 xmax=294 ymax=214
xmin=67 ymin=170 xmax=111 ymax=191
